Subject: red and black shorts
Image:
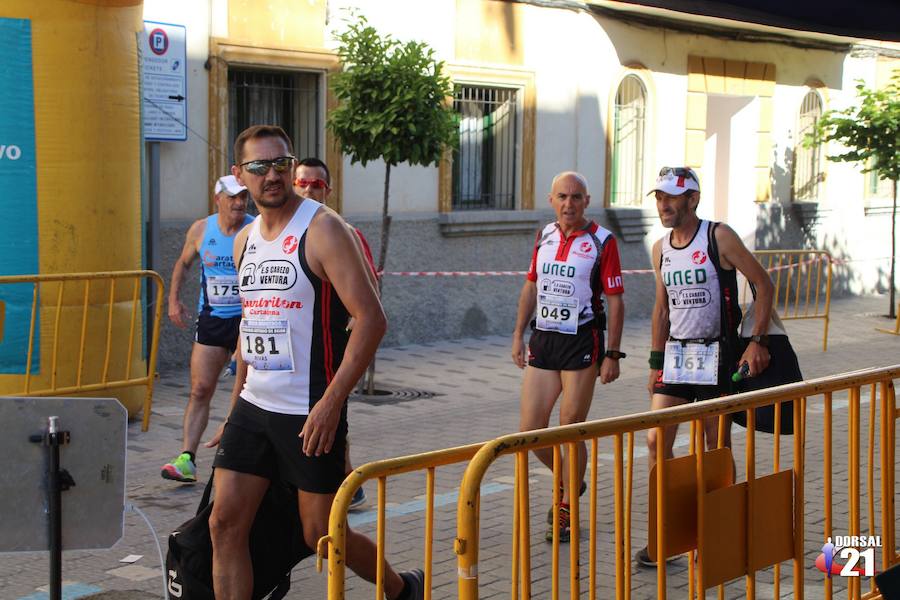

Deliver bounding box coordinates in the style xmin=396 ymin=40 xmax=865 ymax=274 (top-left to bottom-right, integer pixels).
xmin=527 ymin=322 xmax=604 ymax=371
xmin=212 ymin=397 xmax=348 ymax=494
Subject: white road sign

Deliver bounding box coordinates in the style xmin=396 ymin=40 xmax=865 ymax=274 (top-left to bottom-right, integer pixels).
xmin=141 ymin=21 xmax=187 ymax=142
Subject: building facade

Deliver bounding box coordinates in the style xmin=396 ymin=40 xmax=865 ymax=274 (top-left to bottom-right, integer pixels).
xmin=143 ymin=0 xmax=900 ymax=368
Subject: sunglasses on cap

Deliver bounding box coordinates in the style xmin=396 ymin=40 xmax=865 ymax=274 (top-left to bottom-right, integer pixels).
xmin=239 ymin=156 xmax=295 ymax=176
xmin=658 ymin=166 xmax=699 ymax=182
xmin=294 ymin=178 xmax=330 ymax=190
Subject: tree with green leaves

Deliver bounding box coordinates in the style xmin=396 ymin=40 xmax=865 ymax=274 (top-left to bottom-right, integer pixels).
xmin=328 ymin=15 xmax=458 ymax=391
xmin=806 ymin=75 xmax=900 ymax=318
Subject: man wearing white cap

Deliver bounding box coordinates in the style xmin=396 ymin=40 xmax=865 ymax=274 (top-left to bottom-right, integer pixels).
xmin=162 ymin=175 xmax=254 ymax=483
xmin=636 ymin=166 xmax=774 ymax=566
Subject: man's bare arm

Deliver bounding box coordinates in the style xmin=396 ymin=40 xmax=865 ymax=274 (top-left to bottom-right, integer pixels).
xmin=302 ymin=210 xmax=387 ymax=456
xmin=168 ymin=219 xmax=205 ymax=329
xmin=648 ymin=240 xmax=669 ymax=394
xmin=716 ymin=224 xmax=773 ymax=375
xmin=649 ymin=240 xmax=670 ymax=352
xmin=205 ymin=225 xmax=251 ymax=448
xmin=511 ymin=281 xmax=537 ymax=369
xmin=600 ymin=291 xmax=624 ymax=384
xmin=345 ymin=226 xmax=379 ymax=332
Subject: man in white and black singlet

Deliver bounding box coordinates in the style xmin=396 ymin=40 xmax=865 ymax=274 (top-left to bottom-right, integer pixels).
xmin=635 ymin=166 xmax=774 ymax=567
xmin=511 ymin=171 xmax=625 ymax=544
xmin=205 ymin=126 xmax=424 ymax=600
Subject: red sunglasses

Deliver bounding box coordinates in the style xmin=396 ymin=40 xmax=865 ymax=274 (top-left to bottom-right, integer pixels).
xmin=294 ymin=178 xmax=329 ymax=190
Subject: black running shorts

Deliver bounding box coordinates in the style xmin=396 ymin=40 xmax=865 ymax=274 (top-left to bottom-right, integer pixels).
xmin=527 ymin=323 xmax=604 ymax=371
xmin=213 ymin=397 xmax=348 ymax=494
xmin=195 ymin=314 xmax=241 ymax=351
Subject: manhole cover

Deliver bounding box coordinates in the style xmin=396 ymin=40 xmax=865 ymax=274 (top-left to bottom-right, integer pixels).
xmin=350 ymin=388 xmax=438 ymax=405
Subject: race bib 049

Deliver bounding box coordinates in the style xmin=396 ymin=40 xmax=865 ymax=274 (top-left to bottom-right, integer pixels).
xmin=662 ymin=341 xmax=719 ymax=385
xmin=240 ymin=319 xmax=294 ymax=372
xmin=535 ymin=293 xmax=579 ymax=335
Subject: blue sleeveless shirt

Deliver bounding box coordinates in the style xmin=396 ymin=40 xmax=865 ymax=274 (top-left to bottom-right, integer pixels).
xmin=198 ymin=214 xmax=254 ymax=318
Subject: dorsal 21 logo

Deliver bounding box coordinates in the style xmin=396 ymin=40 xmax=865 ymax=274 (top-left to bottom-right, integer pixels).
xmin=816 ymin=535 xmax=881 ymax=577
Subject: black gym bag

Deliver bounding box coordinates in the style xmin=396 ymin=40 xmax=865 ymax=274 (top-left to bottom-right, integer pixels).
xmin=730 ymin=334 xmax=803 ymax=435
xmin=165 ymin=470 xmax=313 ymax=600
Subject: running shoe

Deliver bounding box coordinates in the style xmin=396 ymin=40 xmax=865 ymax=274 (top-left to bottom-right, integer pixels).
xmin=634 ymin=545 xmax=681 ymax=568
xmin=399 ymin=568 xmax=425 ymax=600
xmin=161 ymin=452 xmax=197 ymax=483
xmin=349 ymin=486 xmax=367 ymax=511
xmin=223 ymin=360 xmax=237 ymax=376
xmin=546 ymin=480 xmax=587 ymax=524
xmin=545 ymin=504 xmax=571 ymax=543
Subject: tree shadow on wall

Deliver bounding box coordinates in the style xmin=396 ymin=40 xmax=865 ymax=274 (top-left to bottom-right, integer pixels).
xmin=749 ymin=146 xmax=858 ymax=300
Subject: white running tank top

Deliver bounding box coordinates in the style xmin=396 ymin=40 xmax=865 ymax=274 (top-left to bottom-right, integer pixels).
xmin=660 ymin=220 xmax=721 ymax=340
xmin=238 ymin=199 xmax=350 ymax=415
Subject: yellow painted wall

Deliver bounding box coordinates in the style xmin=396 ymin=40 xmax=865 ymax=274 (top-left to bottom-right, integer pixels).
xmin=456 ymin=0 xmax=524 ymax=65
xmin=0 ymin=0 xmax=146 ymax=415
xmin=876 ymin=57 xmax=900 ymax=89
xmin=228 ymin=0 xmax=326 ymax=49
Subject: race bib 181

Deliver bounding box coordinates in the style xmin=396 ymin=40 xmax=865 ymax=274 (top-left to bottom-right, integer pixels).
xmin=240 ymin=319 xmax=294 ymax=372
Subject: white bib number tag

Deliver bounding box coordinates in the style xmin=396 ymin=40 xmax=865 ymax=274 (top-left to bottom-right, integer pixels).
xmin=662 ymin=341 xmax=719 ymax=385
xmin=241 ymin=319 xmax=294 ymax=372
xmin=207 ymin=275 xmax=240 ymax=306
xmin=535 ymin=294 xmax=579 ymax=335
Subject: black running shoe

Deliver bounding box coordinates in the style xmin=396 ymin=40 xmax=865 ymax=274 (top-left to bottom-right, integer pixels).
xmin=399 ymin=568 xmax=425 ymax=600
xmin=634 ymin=546 xmax=681 ymax=568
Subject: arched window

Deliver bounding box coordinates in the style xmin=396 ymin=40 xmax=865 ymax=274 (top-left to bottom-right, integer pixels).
xmin=794 ymin=90 xmax=824 ymax=201
xmin=611 ymin=75 xmax=646 ymax=207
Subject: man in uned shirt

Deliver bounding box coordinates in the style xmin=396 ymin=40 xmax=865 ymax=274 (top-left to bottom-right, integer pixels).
xmin=511 ymin=171 xmax=626 ymax=543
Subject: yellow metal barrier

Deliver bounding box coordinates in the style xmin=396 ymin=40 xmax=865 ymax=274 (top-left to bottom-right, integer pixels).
xmin=318 ymin=441 xmax=484 ymax=600
xmin=0 ymin=271 xmax=163 ymax=431
xmin=750 ymin=249 xmax=833 ymax=351
xmin=457 ymin=365 xmax=899 ymax=599
xmin=875 ymin=303 xmax=900 ymax=336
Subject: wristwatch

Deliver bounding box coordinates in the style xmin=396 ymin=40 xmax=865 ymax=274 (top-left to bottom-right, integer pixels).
xmin=749 ymin=334 xmax=769 ymax=347
xmin=605 ymin=349 xmax=627 ymax=360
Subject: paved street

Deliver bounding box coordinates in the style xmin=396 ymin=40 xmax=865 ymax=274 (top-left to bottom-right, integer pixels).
xmin=2 ymin=295 xmax=899 ymax=599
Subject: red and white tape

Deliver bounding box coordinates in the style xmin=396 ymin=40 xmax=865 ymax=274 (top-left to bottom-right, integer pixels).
xmin=378 ymin=256 xmax=886 ymax=277
xmin=381 ymin=268 xmax=654 ymax=277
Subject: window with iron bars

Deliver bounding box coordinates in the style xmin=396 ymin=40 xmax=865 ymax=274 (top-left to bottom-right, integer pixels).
xmin=228 ymin=68 xmax=321 ymax=167
xmin=610 ymin=74 xmax=646 ymax=207
xmin=793 ymin=90 xmax=824 ymax=201
xmin=452 ymin=84 xmax=519 ymax=210
xmin=866 ymin=162 xmax=894 ymax=201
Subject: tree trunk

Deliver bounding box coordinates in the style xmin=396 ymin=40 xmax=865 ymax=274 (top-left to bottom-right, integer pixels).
xmin=890 ymin=179 xmax=897 ymax=319
xmin=365 ymin=162 xmax=392 ymax=395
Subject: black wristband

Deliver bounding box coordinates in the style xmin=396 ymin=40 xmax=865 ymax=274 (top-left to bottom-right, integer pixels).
xmin=605 ymin=349 xmax=626 ymax=360
xmin=749 ymin=334 xmax=769 ymax=347
xmin=649 ymin=350 xmax=664 ymax=370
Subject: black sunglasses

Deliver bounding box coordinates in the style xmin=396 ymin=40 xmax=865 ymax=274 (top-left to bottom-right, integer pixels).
xmin=658 ymin=166 xmax=699 ymax=182
xmin=240 ymin=156 xmax=295 ymax=176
